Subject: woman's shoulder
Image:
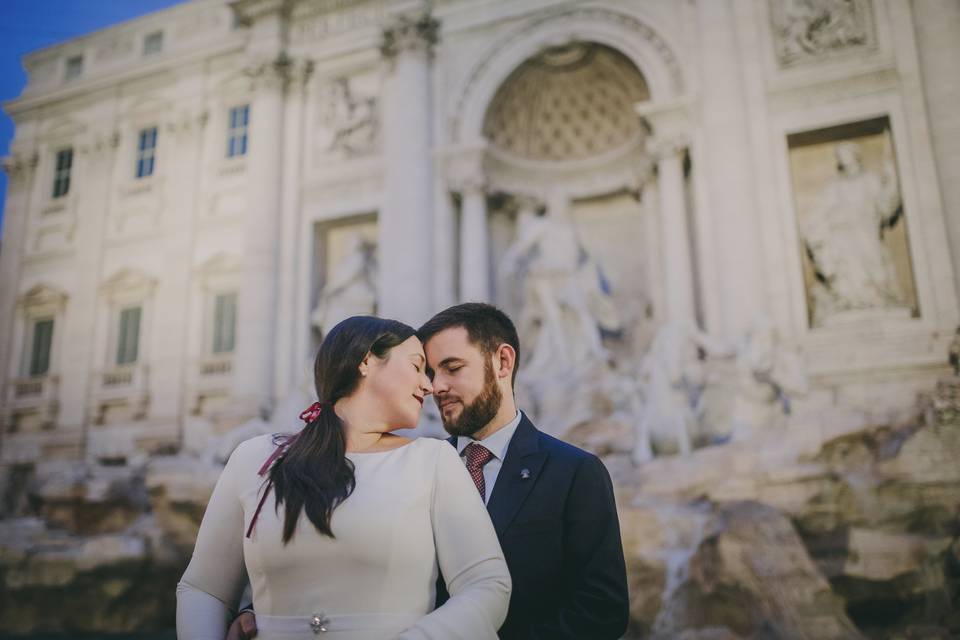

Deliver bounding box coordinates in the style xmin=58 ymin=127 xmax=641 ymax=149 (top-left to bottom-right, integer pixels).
xmin=389 ymin=436 xmax=456 ymax=467
xmin=228 ymin=433 xmax=294 ymax=467
xmin=411 ymin=436 xmax=452 ymax=455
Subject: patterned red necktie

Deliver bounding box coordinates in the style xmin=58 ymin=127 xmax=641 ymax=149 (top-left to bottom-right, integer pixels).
xmin=463 ymin=442 xmax=494 ymax=499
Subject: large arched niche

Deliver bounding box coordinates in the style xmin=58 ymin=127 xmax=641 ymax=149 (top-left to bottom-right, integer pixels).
xmin=482 ymin=43 xmax=650 ymax=162
xmin=450 ymin=6 xmax=684 ymax=147
xmin=465 ymin=22 xmax=676 ymax=353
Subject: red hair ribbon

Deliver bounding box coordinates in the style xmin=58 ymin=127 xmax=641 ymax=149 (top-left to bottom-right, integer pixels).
xmin=299 ymin=401 xmax=324 ymax=424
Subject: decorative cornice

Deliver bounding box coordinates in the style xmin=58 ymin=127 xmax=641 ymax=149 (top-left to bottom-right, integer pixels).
xmin=230 ymin=0 xmax=293 ymax=27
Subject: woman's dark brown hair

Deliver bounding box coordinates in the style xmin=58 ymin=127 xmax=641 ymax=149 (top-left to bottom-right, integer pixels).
xmin=269 ymin=315 xmax=416 ymax=543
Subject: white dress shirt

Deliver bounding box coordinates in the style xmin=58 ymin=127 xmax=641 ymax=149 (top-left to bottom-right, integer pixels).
xmin=456 ymin=411 xmax=523 ymax=504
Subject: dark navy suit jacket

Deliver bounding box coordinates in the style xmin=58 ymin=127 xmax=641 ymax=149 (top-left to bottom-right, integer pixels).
xmin=439 ymin=414 xmax=629 ymax=639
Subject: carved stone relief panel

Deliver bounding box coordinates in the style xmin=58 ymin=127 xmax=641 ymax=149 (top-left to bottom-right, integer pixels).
xmin=770 ymin=0 xmax=876 ymax=67
xmin=313 ymin=74 xmax=380 ymax=158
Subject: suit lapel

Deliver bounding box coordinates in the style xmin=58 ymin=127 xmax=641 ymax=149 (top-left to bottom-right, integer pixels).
xmin=487 ymin=416 xmax=547 ymax=537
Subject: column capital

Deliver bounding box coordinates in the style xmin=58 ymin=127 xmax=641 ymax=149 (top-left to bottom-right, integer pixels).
xmin=1 ymin=152 xmax=38 ymax=183
xmin=244 ymin=53 xmax=294 ymax=91
xmin=647 ymin=134 xmax=689 ymax=161
xmin=292 ymin=58 xmax=315 ymax=90
xmin=380 ymin=12 xmax=439 ymax=60
xmin=636 ymin=98 xmax=692 ymax=160
xmin=440 ymin=144 xmax=488 ymax=194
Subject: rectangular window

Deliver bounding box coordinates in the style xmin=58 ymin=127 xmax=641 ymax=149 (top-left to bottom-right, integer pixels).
xmin=143 ymin=31 xmax=163 ymax=56
xmin=116 ymin=306 xmax=141 ymax=366
xmin=29 ymin=319 xmax=54 ymax=377
xmin=212 ymin=292 xmax=237 ymax=354
xmin=65 ymin=55 xmax=83 ymax=80
xmin=136 ymin=127 xmax=157 ymax=179
xmin=52 ymin=148 xmax=73 ymax=198
xmin=226 ymin=105 xmax=249 ymax=158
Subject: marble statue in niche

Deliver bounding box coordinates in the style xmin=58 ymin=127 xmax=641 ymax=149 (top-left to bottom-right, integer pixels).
xmin=311 ymin=232 xmax=377 ymax=338
xmin=770 ymin=0 xmax=875 ymax=66
xmin=788 ymin=118 xmax=918 ymax=327
xmin=316 ymin=76 xmax=379 ymax=156
xmin=803 ymin=142 xmax=903 ymax=313
xmin=501 ymin=190 xmax=622 ymax=381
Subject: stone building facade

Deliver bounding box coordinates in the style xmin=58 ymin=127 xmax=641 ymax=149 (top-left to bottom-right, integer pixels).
xmin=1 ymin=0 xmax=959 ymax=468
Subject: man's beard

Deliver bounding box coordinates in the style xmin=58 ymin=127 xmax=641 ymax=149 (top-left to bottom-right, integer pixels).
xmin=440 ymin=359 xmax=502 ymax=438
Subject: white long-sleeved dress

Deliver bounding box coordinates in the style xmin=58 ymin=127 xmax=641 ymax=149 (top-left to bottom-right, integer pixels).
xmin=176 ymin=435 xmax=511 ymax=640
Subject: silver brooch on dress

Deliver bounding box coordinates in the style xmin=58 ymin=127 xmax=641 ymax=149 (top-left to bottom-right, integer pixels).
xmin=310 ymin=612 xmax=329 ymax=634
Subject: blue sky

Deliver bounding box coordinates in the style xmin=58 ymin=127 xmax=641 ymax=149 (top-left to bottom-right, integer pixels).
xmin=0 ymin=0 xmax=187 ymax=236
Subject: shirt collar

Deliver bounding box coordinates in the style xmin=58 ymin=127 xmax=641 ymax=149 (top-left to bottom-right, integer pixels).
xmin=456 ymin=410 xmax=523 ymax=462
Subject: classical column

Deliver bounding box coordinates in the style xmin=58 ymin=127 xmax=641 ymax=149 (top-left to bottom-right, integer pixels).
xmin=379 ymin=13 xmax=438 ymax=325
xmin=0 ymin=153 xmax=37 ymax=457
xmin=232 ymin=3 xmax=289 ymax=418
xmin=431 ymin=171 xmax=456 ymax=310
xmin=152 ymin=102 xmax=208 ymax=432
xmin=695 ymin=0 xmax=766 ymax=336
xmin=459 ymin=174 xmax=490 ymax=302
xmin=651 ymin=135 xmax=696 ymax=326
xmin=274 ymin=59 xmax=312 ymax=400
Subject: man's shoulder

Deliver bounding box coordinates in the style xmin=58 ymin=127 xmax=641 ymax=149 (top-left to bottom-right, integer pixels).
xmin=525 ymin=419 xmax=597 ymax=465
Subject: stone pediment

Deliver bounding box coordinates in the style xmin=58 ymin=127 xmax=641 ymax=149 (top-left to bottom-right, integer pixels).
xmin=41 ymin=118 xmax=86 ymax=143
xmin=18 ymin=283 xmax=69 ymax=309
xmin=197 ymin=252 xmax=241 ymax=277
xmin=124 ymin=95 xmax=172 ymax=122
xmin=214 ymin=70 xmax=254 ymax=97
xmin=100 ymin=268 xmax=158 ymax=300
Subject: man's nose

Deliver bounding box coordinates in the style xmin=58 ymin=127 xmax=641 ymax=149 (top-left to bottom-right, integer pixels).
xmin=431 ymin=374 xmax=449 ymax=394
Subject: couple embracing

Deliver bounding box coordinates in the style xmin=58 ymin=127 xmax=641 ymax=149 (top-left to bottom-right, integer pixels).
xmin=177 ymin=303 xmax=629 ymax=639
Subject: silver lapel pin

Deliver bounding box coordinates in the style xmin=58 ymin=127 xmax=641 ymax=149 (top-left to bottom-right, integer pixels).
xmin=520 ymin=468 xmax=531 ymax=480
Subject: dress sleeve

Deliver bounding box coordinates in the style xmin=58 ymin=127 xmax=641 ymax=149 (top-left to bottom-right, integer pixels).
xmin=398 ymin=443 xmax=511 ymax=640
xmin=176 ymin=441 xmax=252 ymax=640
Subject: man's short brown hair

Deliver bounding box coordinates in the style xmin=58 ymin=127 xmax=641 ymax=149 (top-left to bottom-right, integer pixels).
xmin=417 ymin=303 xmax=521 ymax=386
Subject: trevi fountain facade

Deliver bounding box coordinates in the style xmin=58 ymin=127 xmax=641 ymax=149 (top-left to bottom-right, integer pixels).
xmin=1 ymin=0 xmax=959 ymax=637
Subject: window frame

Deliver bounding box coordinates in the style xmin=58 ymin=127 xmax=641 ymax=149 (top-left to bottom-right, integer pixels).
xmin=226 ymin=104 xmax=249 ymax=158
xmin=115 ymin=305 xmax=142 ymax=366
xmin=52 ymin=147 xmax=73 ymax=199
xmin=26 ymin=317 xmax=55 ymax=377
xmin=211 ymin=291 xmax=238 ymax=355
xmin=135 ymin=127 xmax=158 ymax=179
xmin=64 ymin=55 xmax=83 ymax=81
xmin=143 ymin=31 xmax=164 ymax=56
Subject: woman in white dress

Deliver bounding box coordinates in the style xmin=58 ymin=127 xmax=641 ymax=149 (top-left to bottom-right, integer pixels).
xmin=176 ymin=316 xmax=511 ymax=639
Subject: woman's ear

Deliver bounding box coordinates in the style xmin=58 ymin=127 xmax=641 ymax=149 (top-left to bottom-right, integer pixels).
xmin=495 ymin=344 xmax=516 ymax=381
xmin=359 ymin=352 xmax=371 ymax=378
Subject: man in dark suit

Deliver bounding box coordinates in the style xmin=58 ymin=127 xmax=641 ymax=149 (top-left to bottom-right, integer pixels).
xmin=418 ymin=303 xmax=629 ymax=640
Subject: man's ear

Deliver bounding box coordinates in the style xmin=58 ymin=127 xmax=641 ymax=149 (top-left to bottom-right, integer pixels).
xmin=494 ymin=344 xmax=516 ymax=381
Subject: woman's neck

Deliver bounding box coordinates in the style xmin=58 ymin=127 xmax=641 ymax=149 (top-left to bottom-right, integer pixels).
xmin=334 ymin=395 xmax=389 ymax=452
